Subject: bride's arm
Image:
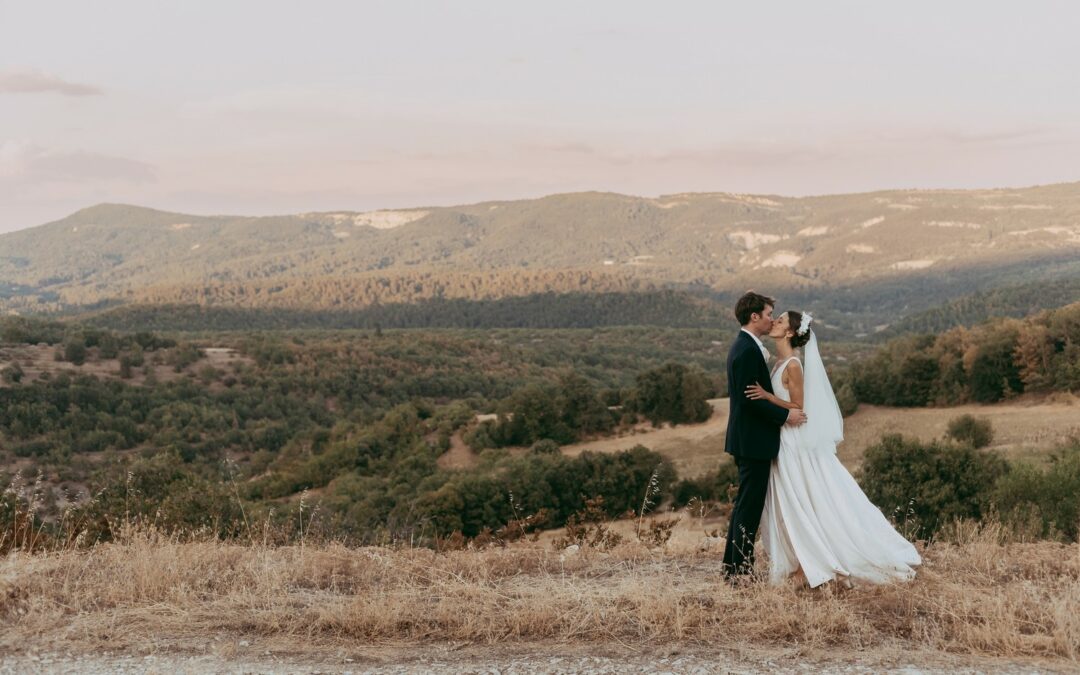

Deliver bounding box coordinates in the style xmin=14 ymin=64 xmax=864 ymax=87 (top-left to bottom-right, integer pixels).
xmin=784 ymin=360 xmax=805 ymax=410
xmin=744 ymin=383 xmax=799 ymax=409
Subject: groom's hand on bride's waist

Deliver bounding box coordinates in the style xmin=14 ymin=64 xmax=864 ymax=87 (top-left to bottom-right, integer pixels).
xmin=785 ymin=409 xmax=808 ymax=426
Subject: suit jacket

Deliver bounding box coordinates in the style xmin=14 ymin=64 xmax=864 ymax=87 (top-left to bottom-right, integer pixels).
xmin=724 ymin=330 xmax=790 ymax=461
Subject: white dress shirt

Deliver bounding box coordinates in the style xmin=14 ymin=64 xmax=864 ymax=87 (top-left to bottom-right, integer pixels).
xmin=741 ymin=328 xmax=770 ymax=363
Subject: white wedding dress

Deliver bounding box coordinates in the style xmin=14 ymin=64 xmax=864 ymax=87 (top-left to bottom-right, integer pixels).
xmin=760 ymin=353 xmax=921 ymax=588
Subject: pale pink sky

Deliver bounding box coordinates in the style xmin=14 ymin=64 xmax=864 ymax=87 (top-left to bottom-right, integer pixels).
xmin=1 ymin=1 xmax=1078 ymax=232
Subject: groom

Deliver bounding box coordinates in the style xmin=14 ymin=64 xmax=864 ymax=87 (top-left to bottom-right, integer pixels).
xmin=722 ymin=291 xmax=807 ymax=579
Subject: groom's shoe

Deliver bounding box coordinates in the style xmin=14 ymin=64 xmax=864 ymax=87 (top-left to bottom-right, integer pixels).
xmin=722 ymin=571 xmax=758 ymax=588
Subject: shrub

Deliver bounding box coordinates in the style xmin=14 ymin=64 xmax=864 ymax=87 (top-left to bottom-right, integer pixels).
xmin=553 ymin=497 xmax=624 ymax=551
xmin=530 ymin=439 xmax=561 ymax=454
xmin=946 ymin=414 xmax=994 ymax=448
xmin=75 ymin=430 xmax=123 ymax=454
xmin=118 ymin=356 xmax=134 ymax=379
xmin=672 ymin=461 xmax=740 ymax=507
xmin=198 ymin=365 xmax=220 ymax=384
xmin=70 ymin=453 xmax=243 ymax=542
xmin=126 ymin=345 xmax=145 ymax=367
xmin=12 ymin=440 xmax=52 ymax=458
xmin=98 ymin=334 xmax=120 ymax=359
xmin=463 ymin=423 xmax=496 ymax=451
xmin=834 ymin=380 xmax=859 ymax=418
xmin=859 ymin=433 xmax=1008 ymax=538
xmin=0 ymin=316 xmax=66 ymax=345
xmin=993 ymin=439 xmax=1080 ymax=541
xmin=416 ymin=445 xmax=674 ymax=538
xmin=168 ymin=344 xmax=203 ymax=372
xmin=1 ymin=364 xmax=23 ymax=384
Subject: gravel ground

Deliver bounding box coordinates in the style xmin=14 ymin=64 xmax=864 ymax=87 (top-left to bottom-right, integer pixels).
xmin=0 ymin=647 xmax=1072 ymax=675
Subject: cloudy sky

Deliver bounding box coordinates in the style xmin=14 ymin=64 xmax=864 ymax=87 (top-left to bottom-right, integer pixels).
xmin=1 ymin=1 xmax=1078 ymax=232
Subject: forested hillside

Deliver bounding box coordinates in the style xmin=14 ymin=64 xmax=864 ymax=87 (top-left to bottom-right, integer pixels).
xmin=877 ymin=276 xmax=1080 ymax=338
xmin=3 ymin=184 xmax=1079 ymax=333
xmin=80 ymin=291 xmax=733 ymax=332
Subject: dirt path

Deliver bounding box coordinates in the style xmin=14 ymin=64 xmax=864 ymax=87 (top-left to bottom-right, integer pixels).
xmin=436 ymin=429 xmax=478 ymax=470
xmin=560 ymin=398 xmax=730 ymax=478
xmin=1 ymin=645 xmax=1070 ymax=674
xmin=442 ymin=399 xmax=733 ymax=477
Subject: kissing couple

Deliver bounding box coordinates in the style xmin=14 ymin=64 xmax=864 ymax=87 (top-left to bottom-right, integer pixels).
xmin=722 ymin=291 xmax=921 ymax=587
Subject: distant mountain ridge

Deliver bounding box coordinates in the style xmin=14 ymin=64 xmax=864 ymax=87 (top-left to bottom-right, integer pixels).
xmin=2 ymin=183 xmax=1079 ymax=323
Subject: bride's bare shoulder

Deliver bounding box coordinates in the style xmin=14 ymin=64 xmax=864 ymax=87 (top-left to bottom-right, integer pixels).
xmin=782 ymin=357 xmax=803 ymax=383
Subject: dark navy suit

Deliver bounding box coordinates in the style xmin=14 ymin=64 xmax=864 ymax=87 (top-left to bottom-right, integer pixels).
xmin=722 ymin=330 xmax=790 ymax=576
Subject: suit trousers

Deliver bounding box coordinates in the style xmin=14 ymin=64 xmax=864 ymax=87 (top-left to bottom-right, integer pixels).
xmin=722 ymin=456 xmax=771 ymax=576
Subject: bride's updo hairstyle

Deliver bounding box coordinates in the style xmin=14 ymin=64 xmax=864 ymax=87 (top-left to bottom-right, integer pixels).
xmin=786 ymin=310 xmax=812 ymax=349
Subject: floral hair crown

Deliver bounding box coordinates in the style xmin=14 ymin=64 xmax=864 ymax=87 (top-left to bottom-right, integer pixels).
xmin=797 ymin=312 xmax=813 ymax=336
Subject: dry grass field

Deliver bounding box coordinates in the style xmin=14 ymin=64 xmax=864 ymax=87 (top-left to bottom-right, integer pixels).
xmin=552 ymin=394 xmax=1080 ymax=478
xmin=1 ymin=522 xmax=1077 ymax=672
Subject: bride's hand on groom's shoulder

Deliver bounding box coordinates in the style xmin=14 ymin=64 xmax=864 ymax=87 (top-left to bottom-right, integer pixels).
xmin=786 ymin=409 xmax=808 ymax=426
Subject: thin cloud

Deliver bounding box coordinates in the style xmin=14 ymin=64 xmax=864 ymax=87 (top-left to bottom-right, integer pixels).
xmin=851 ymin=126 xmax=1058 ymax=148
xmin=0 ymin=68 xmax=102 ymax=96
xmin=533 ymin=140 xmax=835 ymax=167
xmin=540 ymin=142 xmax=597 ymax=155
xmin=0 ymin=141 xmax=154 ymax=183
xmin=646 ymin=143 xmax=837 ymax=166
xmin=182 ymin=85 xmax=365 ymax=117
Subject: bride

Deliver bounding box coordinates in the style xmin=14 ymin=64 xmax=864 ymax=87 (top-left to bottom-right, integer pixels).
xmin=745 ymin=311 xmax=921 ymax=588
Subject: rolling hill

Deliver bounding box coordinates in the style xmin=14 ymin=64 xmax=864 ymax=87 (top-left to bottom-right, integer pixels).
xmin=2 ymin=182 xmax=1079 ymax=332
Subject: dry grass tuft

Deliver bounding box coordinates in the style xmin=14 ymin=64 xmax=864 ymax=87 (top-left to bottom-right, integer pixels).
xmin=1 ymin=522 xmax=1078 ymax=660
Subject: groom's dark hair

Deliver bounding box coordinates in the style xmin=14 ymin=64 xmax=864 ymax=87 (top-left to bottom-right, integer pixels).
xmin=735 ymin=291 xmax=776 ymax=326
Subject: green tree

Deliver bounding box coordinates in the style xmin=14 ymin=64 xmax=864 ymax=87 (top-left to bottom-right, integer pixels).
xmin=969 ymin=330 xmax=1024 ymax=402
xmin=557 ymin=372 xmax=613 ymax=435
xmin=633 ymin=362 xmax=713 ymax=426
xmin=63 ymin=339 xmax=87 ymax=366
